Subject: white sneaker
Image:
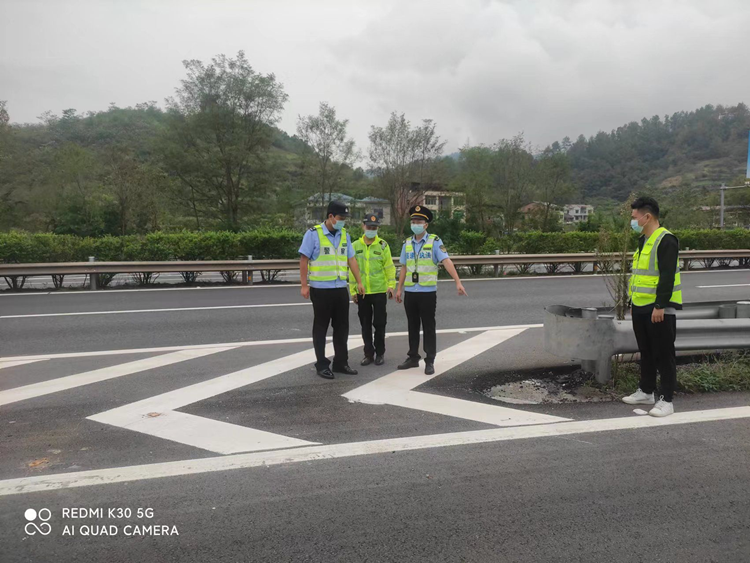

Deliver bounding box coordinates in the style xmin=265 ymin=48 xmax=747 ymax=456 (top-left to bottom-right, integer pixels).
xmin=622 ymin=388 xmax=655 ymax=405
xmin=649 ymin=397 xmax=674 ymax=417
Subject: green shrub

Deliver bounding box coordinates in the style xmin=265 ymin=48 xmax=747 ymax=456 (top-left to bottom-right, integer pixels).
xmin=1 ymin=228 xmax=748 ymax=265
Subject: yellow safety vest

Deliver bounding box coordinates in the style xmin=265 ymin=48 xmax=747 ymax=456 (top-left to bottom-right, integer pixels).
xmin=308 ymin=225 xmax=348 ymax=282
xmin=629 ymin=227 xmax=683 ymax=307
xmin=349 ymin=236 xmax=396 ymax=295
xmin=404 ymin=234 xmax=438 ymax=287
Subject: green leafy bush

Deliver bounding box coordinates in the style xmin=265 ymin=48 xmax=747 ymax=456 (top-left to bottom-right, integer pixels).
xmin=1 ymin=229 xmax=748 ymax=265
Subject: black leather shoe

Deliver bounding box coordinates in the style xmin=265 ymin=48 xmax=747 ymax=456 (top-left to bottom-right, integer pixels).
xmin=332 ymin=365 xmax=358 ymax=375
xmin=374 ymin=355 xmax=384 ymax=366
xmin=360 ymin=357 xmax=374 ymax=366
xmin=424 ymin=363 xmax=435 ymax=375
xmin=398 ymin=358 xmax=420 ymax=370
xmin=316 ymin=368 xmax=335 ymax=379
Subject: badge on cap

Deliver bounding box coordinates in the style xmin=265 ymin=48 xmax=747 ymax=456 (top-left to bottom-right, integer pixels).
xmin=371 ymin=215 xmax=376 ymax=221
xmin=415 ymin=206 xmax=421 ymax=211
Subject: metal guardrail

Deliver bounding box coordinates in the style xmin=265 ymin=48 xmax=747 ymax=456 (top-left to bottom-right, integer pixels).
xmin=544 ymin=301 xmax=750 ymax=383
xmin=1 ymin=249 xmax=749 ymax=290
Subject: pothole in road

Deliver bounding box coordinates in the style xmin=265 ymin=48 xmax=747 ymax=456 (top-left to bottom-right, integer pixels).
xmin=485 ymin=369 xmax=616 ymax=405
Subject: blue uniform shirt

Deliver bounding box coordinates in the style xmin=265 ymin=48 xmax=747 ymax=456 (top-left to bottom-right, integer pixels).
xmin=400 ymin=233 xmax=450 ymax=293
xmin=299 ymin=223 xmax=355 ymax=289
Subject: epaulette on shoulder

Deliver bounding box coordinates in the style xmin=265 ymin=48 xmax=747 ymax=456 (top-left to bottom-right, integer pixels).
xmin=380 ymin=239 xmax=388 ymax=248
xmin=308 ymin=227 xmax=316 ymax=232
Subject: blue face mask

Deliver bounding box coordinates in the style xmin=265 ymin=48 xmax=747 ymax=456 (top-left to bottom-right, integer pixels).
xmin=364 ymin=229 xmax=378 ymax=238
xmin=630 ymin=218 xmax=644 ymax=233
xmin=410 ymin=224 xmax=425 ymax=235
xmin=331 ymin=219 xmax=345 ymax=231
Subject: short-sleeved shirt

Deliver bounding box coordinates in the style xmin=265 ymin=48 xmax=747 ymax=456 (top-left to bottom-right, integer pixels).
xmin=400 ymin=233 xmax=450 ymax=293
xmin=299 ymin=223 xmax=355 ymax=289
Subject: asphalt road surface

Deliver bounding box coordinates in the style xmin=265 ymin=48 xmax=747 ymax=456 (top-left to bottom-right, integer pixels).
xmin=1 ymin=269 xmax=749 ymax=562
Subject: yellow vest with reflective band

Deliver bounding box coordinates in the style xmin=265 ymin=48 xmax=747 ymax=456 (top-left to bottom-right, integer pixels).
xmin=404 ymin=234 xmax=438 ymax=287
xmin=628 ymin=227 xmax=682 ymax=307
xmin=308 ymin=225 xmax=348 ymax=282
xmin=349 ymin=236 xmax=396 ymax=294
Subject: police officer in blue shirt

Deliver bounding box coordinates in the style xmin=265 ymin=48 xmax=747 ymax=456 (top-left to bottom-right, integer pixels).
xmin=395 ymin=205 xmax=468 ymax=375
xmin=299 ymin=200 xmax=365 ymax=379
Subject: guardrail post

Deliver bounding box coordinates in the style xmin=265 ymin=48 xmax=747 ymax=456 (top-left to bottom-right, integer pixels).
xmin=247 ymin=255 xmax=253 ymax=285
xmin=493 ymin=249 xmax=500 ymax=277
xmin=88 ymin=256 xmax=98 ymax=291
xmin=580 ymin=308 xmax=598 ymax=373
xmin=719 ymin=304 xmax=736 ymax=319
xmin=241 ymin=255 xmax=248 ymax=285
xmin=737 ymin=301 xmax=750 ymax=319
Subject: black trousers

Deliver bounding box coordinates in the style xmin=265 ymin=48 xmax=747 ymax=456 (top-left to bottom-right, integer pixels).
xmin=632 ymin=308 xmax=677 ymax=402
xmin=310 ymin=287 xmax=349 ymax=370
xmin=404 ymin=291 xmax=437 ymax=363
xmin=357 ymin=293 xmax=388 ymax=358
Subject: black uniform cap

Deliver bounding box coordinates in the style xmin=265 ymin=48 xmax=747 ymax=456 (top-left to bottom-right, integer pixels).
xmin=326 ymin=200 xmax=350 ymax=217
xmin=363 ymin=214 xmax=381 ymax=226
xmin=409 ymin=205 xmax=433 ymax=222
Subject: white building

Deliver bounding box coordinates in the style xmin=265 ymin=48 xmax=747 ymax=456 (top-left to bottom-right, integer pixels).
xmin=409 ymin=184 xmax=466 ymax=219
xmin=297 ymin=193 xmax=392 ymax=227
xmin=563 ymin=204 xmax=594 ymax=224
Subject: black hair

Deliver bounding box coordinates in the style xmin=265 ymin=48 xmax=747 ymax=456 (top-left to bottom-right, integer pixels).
xmin=631 ymin=196 xmax=659 ymax=218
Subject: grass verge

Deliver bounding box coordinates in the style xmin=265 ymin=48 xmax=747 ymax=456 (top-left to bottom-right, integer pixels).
xmin=610 ymin=351 xmax=750 ymax=395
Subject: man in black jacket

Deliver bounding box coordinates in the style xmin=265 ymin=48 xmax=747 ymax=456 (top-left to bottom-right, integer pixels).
xmin=622 ymin=197 xmax=682 ymax=417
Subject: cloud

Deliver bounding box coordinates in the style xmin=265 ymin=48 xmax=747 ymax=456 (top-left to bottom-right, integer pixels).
xmin=1 ymin=0 xmax=747 ymax=154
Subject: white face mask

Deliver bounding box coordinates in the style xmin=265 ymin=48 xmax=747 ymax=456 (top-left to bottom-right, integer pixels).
xmin=631 ymin=214 xmax=648 ymax=233
xmin=364 ymin=229 xmax=378 ymax=238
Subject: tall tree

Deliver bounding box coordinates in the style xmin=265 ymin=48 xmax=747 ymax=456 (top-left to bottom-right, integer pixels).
xmin=368 ymin=112 xmax=446 ymax=230
xmin=159 ymin=51 xmax=288 ymax=230
xmin=493 ymin=135 xmax=535 ymax=234
xmin=451 ymin=145 xmax=498 ymax=232
xmin=296 ymin=102 xmax=360 ymax=216
xmin=533 ymin=149 xmax=575 ymax=232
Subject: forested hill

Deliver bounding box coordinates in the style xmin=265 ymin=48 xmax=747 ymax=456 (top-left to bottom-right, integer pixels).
xmin=553 ymin=103 xmax=750 ymax=200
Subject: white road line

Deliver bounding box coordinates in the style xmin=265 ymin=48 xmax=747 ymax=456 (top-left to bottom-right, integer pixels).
xmin=0 ymin=324 xmax=544 ymax=362
xmin=0 ymin=348 xmax=234 ymax=407
xmin=3 ymin=268 xmax=747 ymax=297
xmin=696 ymin=283 xmax=750 ymax=289
xmin=0 ymin=284 xmax=301 ymax=297
xmin=87 ymin=345 xmax=335 ymax=454
xmin=93 ymin=409 xmax=317 ymax=455
xmin=0 ymin=302 xmax=312 ymax=319
xmin=2 ymin=406 xmax=749 ymax=496
xmin=344 ymin=329 xmax=569 ymax=426
xmin=0 ymin=359 xmax=46 ymax=371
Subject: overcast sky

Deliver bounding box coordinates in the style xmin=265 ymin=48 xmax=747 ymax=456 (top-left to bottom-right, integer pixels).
xmin=1 ymin=0 xmax=747 ymax=154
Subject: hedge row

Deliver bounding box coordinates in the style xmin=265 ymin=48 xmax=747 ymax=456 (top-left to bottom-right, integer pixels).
xmin=1 ymin=228 xmax=749 ymax=264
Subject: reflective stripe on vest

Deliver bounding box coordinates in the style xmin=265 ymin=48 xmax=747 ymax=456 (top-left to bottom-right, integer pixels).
xmin=404 ymin=234 xmax=438 ymax=287
xmin=308 ymin=225 xmax=348 ymax=282
xmin=628 ymin=227 xmax=683 ymax=306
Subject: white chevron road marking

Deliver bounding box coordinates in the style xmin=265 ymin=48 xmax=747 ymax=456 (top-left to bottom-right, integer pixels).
xmin=0 ymin=348 xmax=232 ymax=407
xmin=86 ymin=345 xmax=339 ymax=454
xmin=343 ymin=328 xmax=570 ymax=427
xmin=3 ymin=406 xmax=749 ymax=496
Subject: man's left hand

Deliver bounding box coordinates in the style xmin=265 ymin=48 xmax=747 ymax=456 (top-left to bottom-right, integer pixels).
xmin=387 ymin=288 xmax=394 ymax=299
xmin=651 ymin=307 xmax=665 ymax=323
xmin=357 ymin=282 xmax=364 ymax=295
xmin=457 ymin=282 xmax=468 ymax=297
